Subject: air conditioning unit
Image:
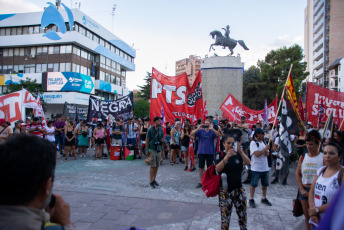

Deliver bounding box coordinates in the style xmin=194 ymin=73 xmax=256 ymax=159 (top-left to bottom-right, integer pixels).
xmin=30 ymin=54 xmax=36 ymax=59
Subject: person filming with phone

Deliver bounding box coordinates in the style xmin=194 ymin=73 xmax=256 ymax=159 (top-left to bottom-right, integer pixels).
xmin=0 ymin=134 xmax=75 ymax=230
xmin=215 ymin=135 xmax=250 ymax=230
xmin=191 ymin=120 xmax=221 ymax=188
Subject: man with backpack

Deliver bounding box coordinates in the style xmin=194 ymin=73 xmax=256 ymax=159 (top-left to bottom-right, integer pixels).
xmin=249 ymin=127 xmax=272 ymax=208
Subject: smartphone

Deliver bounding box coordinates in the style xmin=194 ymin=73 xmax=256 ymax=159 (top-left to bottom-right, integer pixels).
xmin=233 ymin=142 xmax=238 ymax=153
xmin=202 ymin=125 xmax=209 ymax=128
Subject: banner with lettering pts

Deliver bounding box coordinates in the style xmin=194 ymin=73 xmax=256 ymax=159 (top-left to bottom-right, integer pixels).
xmin=306 ymin=83 xmax=344 ymax=130
xmin=220 ymin=93 xmax=278 ymax=126
xmin=87 ymin=92 xmax=134 ymax=125
xmin=150 ymin=68 xmax=203 ymax=124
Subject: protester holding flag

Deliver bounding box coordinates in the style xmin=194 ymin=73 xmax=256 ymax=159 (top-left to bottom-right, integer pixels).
xmin=308 ymin=138 xmax=344 ymax=228
xmin=295 ymin=130 xmax=323 ymax=230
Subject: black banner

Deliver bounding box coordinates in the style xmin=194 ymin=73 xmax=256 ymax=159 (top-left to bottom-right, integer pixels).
xmin=87 ymin=92 xmax=134 ymax=124
xmin=63 ymin=103 xmax=88 ymax=120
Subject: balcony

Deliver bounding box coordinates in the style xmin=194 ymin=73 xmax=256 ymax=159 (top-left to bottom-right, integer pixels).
xmin=313 ymin=49 xmax=324 ymax=62
xmin=314 ymin=0 xmax=325 ymax=17
xmin=314 ymin=68 xmax=324 ymax=79
xmin=313 ymin=17 xmax=324 ymax=34
xmin=313 ymin=7 xmax=324 ymax=25
xmin=313 ymin=30 xmax=323 ymax=44
xmin=313 ymin=37 xmax=324 ymax=53
xmin=313 ymin=57 xmax=324 ymax=70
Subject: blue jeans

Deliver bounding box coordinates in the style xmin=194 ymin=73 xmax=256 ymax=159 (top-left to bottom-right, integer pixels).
xmin=55 ymin=133 xmax=65 ymax=151
xmin=250 ymin=171 xmax=269 ymax=187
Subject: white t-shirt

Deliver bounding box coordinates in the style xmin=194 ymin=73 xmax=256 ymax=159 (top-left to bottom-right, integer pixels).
xmin=250 ymin=140 xmax=269 ymax=172
xmin=45 ymin=126 xmax=55 ymax=142
xmin=314 ymin=166 xmax=343 ymax=208
xmin=301 ymin=153 xmax=323 ymax=185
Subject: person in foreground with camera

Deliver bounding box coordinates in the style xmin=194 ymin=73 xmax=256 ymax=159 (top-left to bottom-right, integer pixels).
xmin=0 ymin=134 xmax=75 ymax=230
xmin=191 ymin=120 xmax=221 ymax=188
xmin=146 ymin=116 xmax=164 ymax=189
xmin=215 ymin=135 xmax=251 ymax=230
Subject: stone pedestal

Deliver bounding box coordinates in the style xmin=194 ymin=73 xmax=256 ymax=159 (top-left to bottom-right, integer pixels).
xmin=201 ymin=56 xmax=244 ymax=116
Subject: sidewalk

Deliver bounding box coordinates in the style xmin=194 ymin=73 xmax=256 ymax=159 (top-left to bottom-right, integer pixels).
xmin=54 ymin=150 xmax=305 ymax=230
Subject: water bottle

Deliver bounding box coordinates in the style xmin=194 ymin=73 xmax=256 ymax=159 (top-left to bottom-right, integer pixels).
xmin=221 ymin=173 xmax=228 ymax=190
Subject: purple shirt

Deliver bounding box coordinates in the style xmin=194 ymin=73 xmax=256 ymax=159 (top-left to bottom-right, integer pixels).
xmin=195 ymin=129 xmax=217 ymax=154
xmin=54 ymin=121 xmax=65 ymax=134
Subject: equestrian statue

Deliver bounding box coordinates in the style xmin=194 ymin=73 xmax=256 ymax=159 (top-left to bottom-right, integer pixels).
xmin=209 ymin=25 xmax=249 ymax=56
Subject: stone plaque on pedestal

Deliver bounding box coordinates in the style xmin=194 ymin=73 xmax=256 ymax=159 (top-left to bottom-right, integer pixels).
xmin=201 ymin=56 xmax=244 ymax=116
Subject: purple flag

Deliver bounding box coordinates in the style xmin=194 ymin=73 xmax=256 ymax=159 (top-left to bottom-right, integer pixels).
xmin=263 ymin=98 xmax=268 ymax=129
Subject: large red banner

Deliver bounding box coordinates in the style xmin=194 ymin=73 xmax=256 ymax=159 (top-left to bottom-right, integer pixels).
xmin=306 ymin=83 xmax=344 ymax=129
xmin=150 ymin=68 xmax=203 ymax=124
xmin=220 ymin=94 xmax=278 ymax=126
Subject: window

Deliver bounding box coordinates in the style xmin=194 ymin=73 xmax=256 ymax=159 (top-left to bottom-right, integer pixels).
xmin=72 ymin=63 xmax=80 ymax=72
xmin=13 ymin=65 xmax=19 ymax=73
xmin=73 ymin=46 xmax=80 ymax=56
xmin=48 ymin=46 xmax=54 ymax=54
xmin=60 ymin=45 xmax=66 ymax=54
xmin=33 ymin=26 xmax=40 ymax=34
xmin=6 ymin=28 xmax=10 ymax=35
xmin=48 ymin=64 xmax=54 ymax=72
xmin=36 ymin=64 xmax=42 ymax=73
xmin=8 ymin=49 xmax=13 ymax=57
xmin=74 ymin=24 xmax=79 ymax=32
xmin=18 ymin=65 xmax=24 ymax=73
xmin=24 ymin=47 xmax=30 ymax=56
xmin=100 ymin=71 xmax=105 ymax=81
xmin=14 ymin=48 xmax=20 ymax=56
xmin=11 ymin=27 xmax=16 ymax=35
xmin=106 ymin=73 xmax=110 ymax=83
xmin=41 ymin=64 xmax=47 ymax=72
xmin=0 ymin=28 xmax=5 ymax=36
xmin=100 ymin=38 xmax=105 ymax=47
xmin=66 ymin=45 xmax=72 ymax=53
xmin=28 ymin=26 xmax=34 ymax=34
xmin=31 ymin=47 xmax=36 ymax=56
xmin=106 ymin=42 xmax=110 ymax=50
xmin=3 ymin=49 xmax=8 ymax=57
xmin=22 ymin=27 xmax=29 ymax=35
xmin=65 ymin=63 xmax=71 ymax=72
xmin=100 ymin=56 xmax=106 ymax=64
xmin=37 ymin=47 xmax=42 ymax=55
xmin=93 ymin=35 xmax=99 ymax=44
xmin=60 ymin=63 xmax=66 ymax=72
xmin=53 ymin=46 xmax=59 ymax=54
xmin=106 ymin=58 xmax=111 ymax=67
xmin=42 ymin=46 xmax=48 ymax=54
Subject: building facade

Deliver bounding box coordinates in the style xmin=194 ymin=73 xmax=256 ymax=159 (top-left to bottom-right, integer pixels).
xmin=0 ymin=1 xmax=135 ymax=117
xmin=175 ymin=55 xmax=202 ymax=86
xmin=305 ymin=0 xmax=344 ymax=89
xmin=329 ymin=58 xmax=344 ymax=92
xmin=304 ymin=0 xmax=313 ymax=82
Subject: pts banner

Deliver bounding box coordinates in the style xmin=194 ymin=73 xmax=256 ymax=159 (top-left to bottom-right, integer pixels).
xmin=150 ymin=68 xmax=203 ymax=124
xmin=220 ymin=94 xmax=278 ymax=126
xmin=306 ymin=83 xmax=344 ymax=129
xmin=87 ymin=93 xmax=134 ymax=124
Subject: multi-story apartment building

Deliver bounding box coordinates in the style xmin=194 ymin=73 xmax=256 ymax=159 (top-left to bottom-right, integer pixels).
xmin=329 ymin=57 xmax=344 ymax=92
xmin=305 ymin=0 xmax=344 ymax=89
xmin=0 ymin=1 xmax=135 ymax=117
xmin=175 ymin=55 xmax=202 ymax=86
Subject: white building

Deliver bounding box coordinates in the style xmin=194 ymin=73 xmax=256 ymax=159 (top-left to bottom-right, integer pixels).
xmin=329 ymin=57 xmax=344 ymax=92
xmin=0 ymin=1 xmax=135 ymax=117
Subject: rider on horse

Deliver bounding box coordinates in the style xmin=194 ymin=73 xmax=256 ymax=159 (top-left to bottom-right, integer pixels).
xmin=222 ymin=25 xmax=230 ymax=48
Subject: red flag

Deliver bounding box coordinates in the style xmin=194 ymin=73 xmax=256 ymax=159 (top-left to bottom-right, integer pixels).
xmin=298 ymin=95 xmax=305 ymax=121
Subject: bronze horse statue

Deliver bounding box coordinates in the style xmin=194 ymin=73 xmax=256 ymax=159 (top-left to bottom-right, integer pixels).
xmin=209 ymin=30 xmax=249 ymax=56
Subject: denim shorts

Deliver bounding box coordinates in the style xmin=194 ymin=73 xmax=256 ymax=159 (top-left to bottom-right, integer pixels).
xmin=251 ymin=171 xmax=269 ymax=187
xmin=298 ymin=186 xmax=311 ymax=201
xmin=181 ymin=145 xmax=188 ymax=152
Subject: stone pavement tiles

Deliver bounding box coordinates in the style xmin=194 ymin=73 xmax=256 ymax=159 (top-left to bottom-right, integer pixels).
xmin=54 ymin=151 xmax=305 ymax=229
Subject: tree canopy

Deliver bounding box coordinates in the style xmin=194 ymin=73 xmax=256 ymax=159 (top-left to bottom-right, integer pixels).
xmin=243 ymin=44 xmax=309 ymax=110
xmin=133 ymin=99 xmax=150 ymax=118
xmin=137 ymin=72 xmax=151 ymax=101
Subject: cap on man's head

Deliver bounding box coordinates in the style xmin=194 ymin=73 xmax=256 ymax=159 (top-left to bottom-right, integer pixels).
xmin=241 ymin=116 xmax=246 ymax=120
xmin=0 ymin=119 xmax=6 ymax=126
xmin=20 ymin=123 xmax=26 ymax=127
xmin=307 ymin=121 xmax=312 ymax=126
xmin=153 ymin=116 xmax=162 ymax=122
xmin=255 ymin=127 xmax=264 ymax=134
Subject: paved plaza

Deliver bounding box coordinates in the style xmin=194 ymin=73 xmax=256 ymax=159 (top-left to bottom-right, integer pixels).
xmin=54 ymin=149 xmax=305 ymax=230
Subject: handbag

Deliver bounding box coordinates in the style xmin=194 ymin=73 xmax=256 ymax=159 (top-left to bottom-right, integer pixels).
xmin=292 ymin=191 xmax=303 ymax=217
xmin=201 ymin=163 xmax=221 ymax=198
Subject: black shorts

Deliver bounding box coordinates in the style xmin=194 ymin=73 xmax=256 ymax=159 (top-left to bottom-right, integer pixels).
xmin=95 ymin=138 xmax=105 ymax=146
xmin=171 ymin=144 xmax=180 ymax=150
xmin=198 ymin=154 xmax=215 ymax=169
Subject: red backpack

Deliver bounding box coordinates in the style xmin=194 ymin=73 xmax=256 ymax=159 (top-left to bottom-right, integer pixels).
xmin=201 ymin=152 xmax=224 ymax=197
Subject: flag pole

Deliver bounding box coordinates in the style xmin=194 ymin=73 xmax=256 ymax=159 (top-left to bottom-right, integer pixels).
xmin=339 ymin=118 xmax=344 ymax=130
xmin=269 ymin=64 xmax=293 ymax=142
xmin=286 ymin=90 xmax=307 ymax=132
xmin=319 ymin=109 xmax=333 ymax=152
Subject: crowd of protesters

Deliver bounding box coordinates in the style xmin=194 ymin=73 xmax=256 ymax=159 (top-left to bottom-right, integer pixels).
xmin=1 ymin=112 xmax=344 ymax=230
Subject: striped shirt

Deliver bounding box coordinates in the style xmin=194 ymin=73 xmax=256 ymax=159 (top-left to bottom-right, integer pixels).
xmin=28 ymin=122 xmax=44 ymax=138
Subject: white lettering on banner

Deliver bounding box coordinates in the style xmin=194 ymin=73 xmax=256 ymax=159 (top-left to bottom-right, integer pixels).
xmin=176 ymin=86 xmax=186 ymax=105
xmin=151 ymin=79 xmax=162 ymax=99
xmin=119 ymin=101 xmax=127 ymax=111
xmin=109 ymin=102 xmax=118 ymax=113
xmin=90 ymin=96 xmax=133 ymax=114
xmin=314 ymin=93 xmax=344 ymax=109
xmin=224 ymin=96 xmax=233 ymax=106
xmin=163 ymin=85 xmax=176 ymax=104
xmin=91 ymin=99 xmax=99 ymax=111
xmin=101 ymin=101 xmax=108 ymax=113
xmin=171 ymin=111 xmax=196 ymax=120
xmin=312 ymin=104 xmax=344 ymax=118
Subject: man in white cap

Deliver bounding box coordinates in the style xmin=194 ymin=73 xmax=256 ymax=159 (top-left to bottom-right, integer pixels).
xmin=307 ymin=122 xmax=313 ymax=133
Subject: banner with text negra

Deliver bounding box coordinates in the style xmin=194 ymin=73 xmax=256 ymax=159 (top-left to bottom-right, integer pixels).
xmin=150 ymin=68 xmax=203 ymax=124
xmin=220 ymin=94 xmax=278 ymax=126
xmin=87 ymin=92 xmax=134 ymax=125
xmin=306 ymin=83 xmax=344 ymax=129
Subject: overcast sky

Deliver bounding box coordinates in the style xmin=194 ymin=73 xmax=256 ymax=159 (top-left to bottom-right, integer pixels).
xmin=0 ymin=0 xmax=307 ymax=90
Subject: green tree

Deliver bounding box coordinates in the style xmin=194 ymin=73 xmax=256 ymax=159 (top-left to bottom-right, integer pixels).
xmin=243 ymin=66 xmax=263 ymax=110
xmin=257 ymin=44 xmax=309 ymax=103
xmin=137 ymin=72 xmax=151 ymax=101
xmin=5 ymin=78 xmax=43 ymax=95
xmin=133 ymin=99 xmax=150 ymax=118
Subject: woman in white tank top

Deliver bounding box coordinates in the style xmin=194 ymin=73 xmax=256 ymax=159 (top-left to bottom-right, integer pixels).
xmin=296 ymin=130 xmax=323 ymax=230
xmin=308 ymin=138 xmax=344 ymax=228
